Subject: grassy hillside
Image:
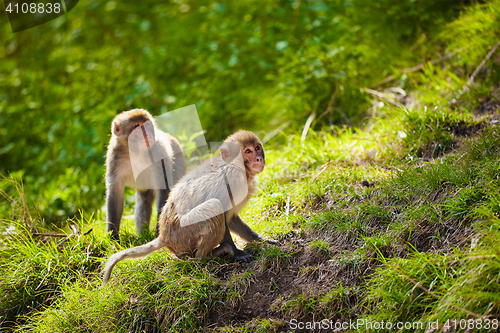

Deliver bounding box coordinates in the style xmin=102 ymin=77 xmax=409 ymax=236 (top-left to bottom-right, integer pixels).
xmin=1 ymin=0 xmax=500 ymax=332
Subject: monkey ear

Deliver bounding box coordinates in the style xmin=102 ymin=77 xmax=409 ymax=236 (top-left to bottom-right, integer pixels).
xmin=112 ymin=121 xmax=121 ymax=136
xmin=220 ymin=148 xmax=229 ymax=161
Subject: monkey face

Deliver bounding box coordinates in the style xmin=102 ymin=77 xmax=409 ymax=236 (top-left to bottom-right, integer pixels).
xmin=243 ymin=143 xmax=265 ymax=175
xmin=128 ymin=120 xmax=156 ymax=150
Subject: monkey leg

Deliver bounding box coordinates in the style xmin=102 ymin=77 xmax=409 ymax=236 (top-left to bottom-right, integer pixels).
xmin=176 ymin=202 xmax=252 ymax=262
xmin=178 ymin=198 xmax=224 ymax=228
xmin=220 ymin=217 xmax=253 ymax=263
xmin=175 ymin=198 xmax=226 ymax=259
xmin=194 ymin=222 xmax=225 ymax=259
xmin=155 ymin=188 xmax=170 ymax=238
xmin=135 ymin=189 xmax=155 ymax=236
xmin=106 ymin=180 xmax=125 ymax=240
xmin=211 ymin=243 xmax=234 ymax=258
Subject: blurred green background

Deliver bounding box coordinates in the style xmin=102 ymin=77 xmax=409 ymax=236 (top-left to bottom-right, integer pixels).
xmin=0 ymin=0 xmax=471 ymax=224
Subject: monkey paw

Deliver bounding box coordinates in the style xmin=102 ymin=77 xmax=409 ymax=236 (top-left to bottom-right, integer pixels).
xmin=265 ymin=238 xmax=280 ymax=246
xmin=234 ymin=250 xmax=253 ymax=263
xmin=255 ymin=236 xmax=279 ymax=246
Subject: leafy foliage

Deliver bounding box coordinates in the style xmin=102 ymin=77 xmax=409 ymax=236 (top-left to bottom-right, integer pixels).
xmin=0 ymin=0 xmax=469 ymax=222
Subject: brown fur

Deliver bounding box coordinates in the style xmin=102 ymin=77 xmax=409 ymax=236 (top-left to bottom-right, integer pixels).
xmin=105 ymin=109 xmax=186 ymax=240
xmin=102 ymin=130 xmax=275 ymax=285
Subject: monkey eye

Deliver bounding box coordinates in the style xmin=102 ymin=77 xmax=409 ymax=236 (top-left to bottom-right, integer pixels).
xmin=245 ymin=149 xmax=252 ymax=154
xmin=255 ymin=145 xmax=260 ymax=150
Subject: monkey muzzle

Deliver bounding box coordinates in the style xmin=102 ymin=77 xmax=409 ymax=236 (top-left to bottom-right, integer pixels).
xmin=249 ymin=161 xmax=265 ymax=174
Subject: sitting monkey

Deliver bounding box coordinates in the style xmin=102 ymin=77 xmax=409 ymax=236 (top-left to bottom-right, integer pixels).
xmin=103 ymin=130 xmax=277 ymax=285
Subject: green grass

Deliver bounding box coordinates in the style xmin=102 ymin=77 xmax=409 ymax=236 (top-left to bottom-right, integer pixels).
xmin=215 ymin=318 xmax=286 ymax=333
xmin=24 ymin=257 xmax=224 ymax=332
xmin=318 ymin=282 xmax=357 ymax=317
xmin=309 ymin=239 xmax=330 ymax=256
xmin=0 ymin=220 xmax=106 ymax=329
xmin=278 ymin=291 xmax=321 ymax=318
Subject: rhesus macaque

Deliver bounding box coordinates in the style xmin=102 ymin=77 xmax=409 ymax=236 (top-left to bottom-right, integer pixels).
xmin=105 ymin=109 xmax=186 ymax=240
xmin=102 ymin=130 xmax=276 ymax=285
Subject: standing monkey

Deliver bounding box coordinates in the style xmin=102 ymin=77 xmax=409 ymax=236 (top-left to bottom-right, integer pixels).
xmin=103 ymin=130 xmax=276 ymax=285
xmin=105 ymin=109 xmax=186 ymax=240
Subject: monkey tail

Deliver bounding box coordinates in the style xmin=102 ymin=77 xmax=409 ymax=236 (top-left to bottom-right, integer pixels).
xmin=102 ymin=238 xmax=165 ymax=286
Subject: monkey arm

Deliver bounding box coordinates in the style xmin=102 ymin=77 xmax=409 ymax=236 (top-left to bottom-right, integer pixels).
xmin=228 ymin=215 xmax=279 ymax=245
xmin=106 ymin=179 xmax=125 ymax=240
xmin=227 ymin=215 xmax=260 ymax=242
xmin=155 ymin=188 xmax=170 ymax=237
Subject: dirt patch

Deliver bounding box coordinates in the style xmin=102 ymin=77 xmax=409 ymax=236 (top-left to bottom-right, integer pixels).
xmin=475 ymin=96 xmax=500 ymax=116
xmin=449 ymin=121 xmax=484 ymax=137
xmin=400 ymin=217 xmax=474 ymax=255
xmin=415 ymin=119 xmax=485 ymax=160
xmin=208 ymin=233 xmax=377 ymax=332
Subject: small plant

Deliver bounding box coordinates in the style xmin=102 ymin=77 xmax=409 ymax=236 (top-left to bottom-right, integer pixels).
xmin=279 ymin=291 xmax=321 ymax=318
xmin=319 ymin=282 xmax=356 ymax=316
xmin=215 ymin=318 xmax=286 ymax=332
xmin=309 ymin=239 xmax=330 ymax=255
xmin=225 ymin=271 xmax=254 ymax=307
xmin=362 ymin=235 xmax=391 ymax=259
xmin=257 ymin=246 xmax=300 ymax=273
xmin=299 ymin=264 xmax=321 ymax=279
